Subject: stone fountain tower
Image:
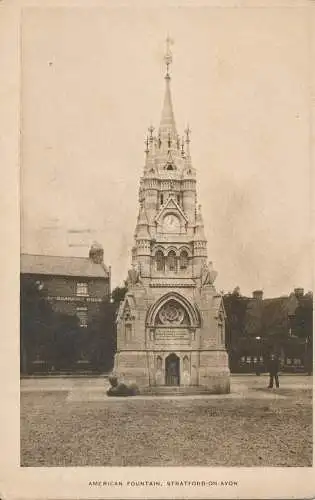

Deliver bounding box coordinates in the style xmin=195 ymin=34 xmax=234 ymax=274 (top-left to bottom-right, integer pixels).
xmin=114 ymin=39 xmax=230 ymax=394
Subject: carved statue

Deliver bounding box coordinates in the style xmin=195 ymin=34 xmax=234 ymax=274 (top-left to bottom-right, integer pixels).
xmin=200 ymin=261 xmax=218 ymax=286
xmin=127 ymin=262 xmax=142 ymax=286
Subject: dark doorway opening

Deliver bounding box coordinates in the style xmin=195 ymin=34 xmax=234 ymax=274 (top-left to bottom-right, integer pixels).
xmin=165 ymin=353 xmax=180 ymax=386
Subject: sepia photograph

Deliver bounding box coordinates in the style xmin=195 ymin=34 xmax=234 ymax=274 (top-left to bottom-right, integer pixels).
xmin=17 ymin=5 xmax=314 ymax=473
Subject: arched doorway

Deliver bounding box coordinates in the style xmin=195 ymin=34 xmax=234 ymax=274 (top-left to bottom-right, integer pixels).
xmin=165 ymin=353 xmax=180 ymax=386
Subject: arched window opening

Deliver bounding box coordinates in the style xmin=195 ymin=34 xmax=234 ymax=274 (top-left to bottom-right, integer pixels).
xmin=156 ymin=250 xmax=165 ymax=272
xmin=180 ymin=250 xmax=189 ymax=270
xmin=177 ymin=194 xmax=180 ymax=205
xmin=160 ymin=194 xmax=164 ymax=206
xmin=167 ymin=250 xmax=177 ymax=272
xmin=183 ymin=355 xmax=189 ymax=372
xmin=219 ymin=322 xmax=224 ymax=345
xmin=156 ymin=356 xmax=163 ymax=371
xmin=165 ymin=353 xmax=180 ymax=386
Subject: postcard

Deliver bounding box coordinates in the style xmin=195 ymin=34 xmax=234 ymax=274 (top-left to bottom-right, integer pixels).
xmin=0 ymin=0 xmax=314 ymax=499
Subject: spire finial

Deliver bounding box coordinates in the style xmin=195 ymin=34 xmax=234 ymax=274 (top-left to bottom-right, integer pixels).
xmin=181 ymin=136 xmax=185 ymax=157
xmin=144 ymin=136 xmax=149 ymax=154
xmin=164 ymin=35 xmax=174 ymax=78
xmin=184 ymin=125 xmax=191 ymax=157
xmin=184 ymin=125 xmax=191 ymax=143
xmin=148 ymin=125 xmax=155 ymax=141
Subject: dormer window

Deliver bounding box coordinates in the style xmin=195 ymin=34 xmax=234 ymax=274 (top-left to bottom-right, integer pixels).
xmin=167 ymin=164 xmax=174 ymax=171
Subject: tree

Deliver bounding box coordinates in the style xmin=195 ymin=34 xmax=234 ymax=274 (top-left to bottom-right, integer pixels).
xmin=111 ymin=285 xmax=127 ymax=304
xmin=20 ymin=276 xmax=55 ymax=373
xmin=50 ymin=312 xmax=80 ymax=370
xmin=88 ymin=299 xmax=118 ymax=371
xmin=223 ymin=288 xmax=250 ymax=369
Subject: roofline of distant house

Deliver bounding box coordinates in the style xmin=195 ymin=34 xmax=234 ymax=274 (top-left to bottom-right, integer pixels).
xmin=20 ymin=253 xmax=111 ymax=279
xmin=21 ymin=270 xmax=109 ymax=278
xmin=21 ymin=252 xmax=95 ymax=260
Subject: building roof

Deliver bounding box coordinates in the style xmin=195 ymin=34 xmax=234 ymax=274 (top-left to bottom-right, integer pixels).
xmin=21 ymin=253 xmax=110 ymax=278
xmin=244 ymin=295 xmax=300 ymax=337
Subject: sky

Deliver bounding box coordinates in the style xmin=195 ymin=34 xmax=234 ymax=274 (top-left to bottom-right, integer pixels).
xmin=20 ymin=6 xmax=313 ymax=297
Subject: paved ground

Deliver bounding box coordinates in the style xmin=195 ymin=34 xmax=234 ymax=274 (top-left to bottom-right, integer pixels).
xmin=20 ymin=373 xmax=313 ymax=401
xmin=20 ymin=374 xmax=312 ymax=467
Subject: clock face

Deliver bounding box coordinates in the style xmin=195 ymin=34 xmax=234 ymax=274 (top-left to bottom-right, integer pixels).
xmin=163 ymin=214 xmax=180 ymax=232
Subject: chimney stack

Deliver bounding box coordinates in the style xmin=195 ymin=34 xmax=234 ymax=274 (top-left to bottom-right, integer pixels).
xmin=294 ymin=288 xmax=304 ymax=299
xmin=253 ymin=290 xmax=263 ymax=300
xmin=89 ymin=242 xmax=104 ymax=264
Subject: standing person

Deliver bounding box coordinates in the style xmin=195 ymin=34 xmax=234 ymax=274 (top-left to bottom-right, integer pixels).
xmin=267 ymin=354 xmax=280 ymax=388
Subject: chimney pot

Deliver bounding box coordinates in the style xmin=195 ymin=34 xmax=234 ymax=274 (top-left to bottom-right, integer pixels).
xmin=253 ymin=290 xmax=263 ymax=300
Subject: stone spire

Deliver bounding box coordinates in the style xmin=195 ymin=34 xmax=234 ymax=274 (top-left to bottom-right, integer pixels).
xmin=136 ymin=201 xmax=150 ymax=239
xmin=159 ymin=36 xmax=177 ymax=144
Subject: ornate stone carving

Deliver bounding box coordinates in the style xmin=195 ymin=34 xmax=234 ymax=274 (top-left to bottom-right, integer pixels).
xmin=158 ymin=301 xmax=185 ymax=325
xmin=200 ymin=261 xmax=218 ymax=286
xmin=127 ymin=262 xmax=142 ymax=286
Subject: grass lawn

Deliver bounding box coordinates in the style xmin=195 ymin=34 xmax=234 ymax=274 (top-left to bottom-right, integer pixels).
xmin=20 ymin=387 xmax=312 ymax=467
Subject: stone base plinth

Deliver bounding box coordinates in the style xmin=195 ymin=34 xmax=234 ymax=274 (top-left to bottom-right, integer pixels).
xmin=141 ymin=381 xmax=229 ymax=395
xmin=114 ymin=349 xmax=230 ymax=395
xmin=113 ymin=351 xmax=150 ymax=387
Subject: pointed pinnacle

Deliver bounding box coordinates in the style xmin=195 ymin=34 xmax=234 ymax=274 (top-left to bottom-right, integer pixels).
xmin=144 ymin=136 xmax=149 ymax=154
xmin=184 ymin=125 xmax=191 ymax=143
xmin=148 ymin=125 xmax=155 ymax=140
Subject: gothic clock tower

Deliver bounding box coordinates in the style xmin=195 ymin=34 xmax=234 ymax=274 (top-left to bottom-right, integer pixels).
xmin=114 ymin=39 xmax=230 ymax=394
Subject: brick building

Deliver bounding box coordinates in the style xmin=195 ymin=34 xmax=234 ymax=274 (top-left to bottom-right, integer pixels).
xmin=20 ymin=243 xmax=113 ymax=374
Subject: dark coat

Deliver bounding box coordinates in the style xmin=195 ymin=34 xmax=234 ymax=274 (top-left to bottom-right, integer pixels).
xmin=267 ymin=358 xmax=280 ymax=375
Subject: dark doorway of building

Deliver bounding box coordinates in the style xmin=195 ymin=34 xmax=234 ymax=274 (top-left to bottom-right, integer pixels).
xmin=165 ymin=353 xmax=180 ymax=386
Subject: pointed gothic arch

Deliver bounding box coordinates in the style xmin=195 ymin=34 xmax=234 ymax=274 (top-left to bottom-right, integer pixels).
xmin=179 ymin=249 xmax=189 ymax=269
xmin=155 ymin=250 xmax=165 ymax=271
xmin=167 ymin=250 xmax=177 ymax=272
xmin=146 ymin=292 xmax=201 ymax=328
xmin=165 ymin=245 xmax=179 ymax=256
xmin=183 ymin=355 xmax=190 ymax=372
xmin=165 ymin=353 xmax=180 ymax=386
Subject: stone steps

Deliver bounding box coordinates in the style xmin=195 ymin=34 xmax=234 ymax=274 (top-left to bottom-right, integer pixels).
xmin=142 ymin=385 xmax=223 ymax=396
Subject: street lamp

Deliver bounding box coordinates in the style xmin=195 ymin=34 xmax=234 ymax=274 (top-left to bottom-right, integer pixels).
xmin=255 ymin=336 xmax=262 ymax=375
